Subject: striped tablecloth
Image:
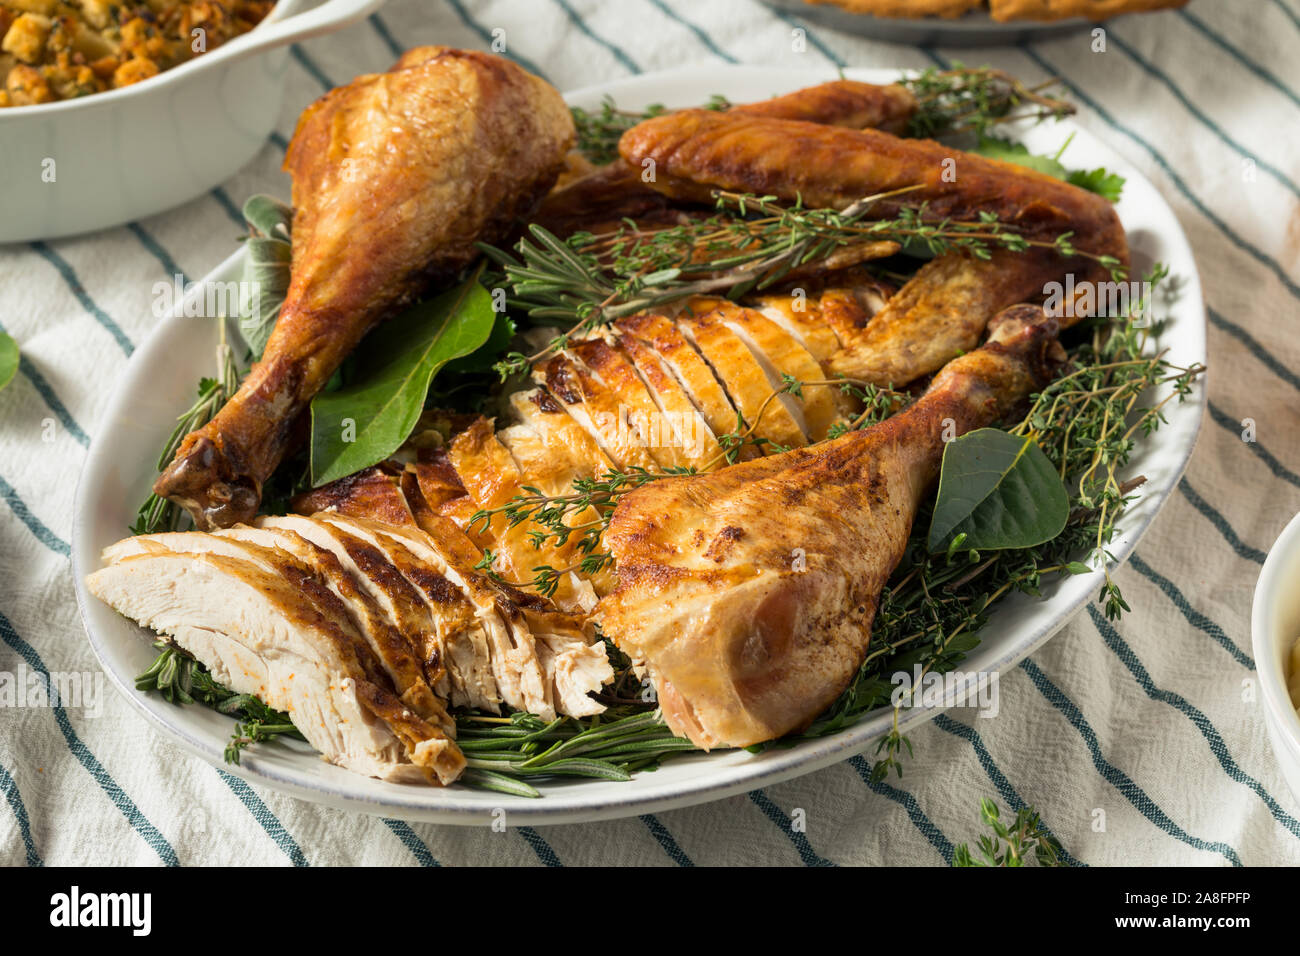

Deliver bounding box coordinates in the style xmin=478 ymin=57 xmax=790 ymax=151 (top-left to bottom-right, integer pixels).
xmin=2 ymin=0 xmax=1298 ymax=867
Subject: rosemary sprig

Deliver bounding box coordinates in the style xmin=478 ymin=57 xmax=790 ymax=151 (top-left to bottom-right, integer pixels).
xmin=134 ymin=642 xmax=304 ymax=763
xmin=131 ymin=331 xmax=241 ymax=535
xmin=900 ymin=64 xmax=1076 ymax=140
xmin=484 ymin=191 xmax=1124 ymax=378
xmin=454 ymin=709 xmax=698 ymax=797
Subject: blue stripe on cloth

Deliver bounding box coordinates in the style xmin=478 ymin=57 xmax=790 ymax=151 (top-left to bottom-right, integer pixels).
xmin=125 ymin=223 xmax=184 ymax=284
xmin=290 ymin=44 xmax=333 ymax=92
xmin=550 ymin=0 xmax=642 ymax=73
xmin=382 ymin=819 xmax=440 ymax=866
xmin=848 ymin=755 xmax=953 ymax=863
xmin=214 ymin=770 xmax=308 ymax=865
xmin=1127 ymin=554 xmax=1254 ymax=668
xmin=1270 ymin=0 xmax=1300 ymax=30
xmin=1209 ymin=307 xmax=1300 ymax=393
xmin=10 ymin=357 xmax=90 ymax=448
xmin=766 ymin=7 xmax=847 ymax=68
xmin=746 ymin=789 xmax=837 ymax=866
xmin=0 ymin=610 xmax=180 ymax=865
xmin=1177 ymin=479 xmax=1267 ymax=565
xmin=1108 ymin=33 xmax=1300 ymax=203
xmin=445 ymin=0 xmax=552 ymax=82
xmin=639 ymin=814 xmax=694 ymax=866
xmin=28 ymin=242 xmax=134 ymax=356
xmin=0 ymin=761 xmax=42 ymax=866
xmin=210 ymin=186 xmax=246 ymax=228
xmin=0 ymin=317 xmax=91 ymax=448
xmin=269 ymin=130 xmax=290 ymax=154
xmin=1012 ymin=44 xmax=1300 ymax=303
xmin=645 ymin=0 xmax=737 ymax=62
xmin=1019 ymin=657 xmax=1242 ymax=865
xmin=1176 ymin=9 xmax=1300 ymax=110
xmin=1207 ymin=400 xmax=1300 ymax=490
xmin=1088 ymin=605 xmax=1300 ymax=843
xmin=369 ymin=13 xmax=406 ymax=58
xmin=0 ymin=474 xmax=69 ymax=556
xmin=931 ymin=714 xmax=1084 ymax=866
xmin=518 ymin=826 xmax=563 ymax=865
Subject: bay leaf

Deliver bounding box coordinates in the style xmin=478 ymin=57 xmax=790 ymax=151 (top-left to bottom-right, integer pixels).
xmin=0 ymin=333 xmax=17 ymax=392
xmin=309 ymin=273 xmax=495 ymax=486
xmin=927 ymin=427 xmax=1069 ymax=553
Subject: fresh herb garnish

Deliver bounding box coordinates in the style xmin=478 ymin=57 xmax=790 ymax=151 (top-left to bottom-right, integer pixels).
xmin=927 ymin=428 xmax=1070 ymax=553
xmin=0 ymin=332 xmax=17 ymax=393
xmin=308 ymin=267 xmax=498 ymax=486
xmin=484 ymin=190 xmax=1124 ymax=379
xmin=952 ymin=797 xmax=1064 ymax=867
xmin=134 ymin=642 xmax=303 ymax=764
xmin=131 ymin=335 xmax=241 ymax=535
xmin=900 ymin=64 xmax=1075 ymax=139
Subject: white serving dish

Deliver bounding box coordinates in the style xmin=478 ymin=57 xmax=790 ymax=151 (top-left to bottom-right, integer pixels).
xmin=72 ymin=65 xmax=1207 ymax=825
xmin=0 ymin=0 xmax=385 ymax=243
xmin=1252 ymin=512 xmax=1300 ymax=806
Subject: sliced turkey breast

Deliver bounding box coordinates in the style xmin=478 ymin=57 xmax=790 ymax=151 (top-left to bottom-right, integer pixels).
xmin=87 ymin=548 xmax=465 ymax=784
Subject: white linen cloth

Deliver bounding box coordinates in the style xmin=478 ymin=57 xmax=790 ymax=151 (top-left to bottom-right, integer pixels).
xmin=2 ymin=0 xmax=1298 ymax=866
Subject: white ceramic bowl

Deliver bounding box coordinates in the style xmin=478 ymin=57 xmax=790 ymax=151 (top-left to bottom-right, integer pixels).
xmin=0 ymin=0 xmax=385 ymax=243
xmin=1251 ymin=512 xmax=1300 ymax=804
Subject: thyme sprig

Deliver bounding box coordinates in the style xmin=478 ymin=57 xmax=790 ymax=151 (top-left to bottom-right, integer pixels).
xmin=484 ymin=191 xmax=1124 ymax=379
xmin=952 ymin=797 xmax=1065 ymax=867
xmin=900 ymin=64 xmax=1076 ymax=140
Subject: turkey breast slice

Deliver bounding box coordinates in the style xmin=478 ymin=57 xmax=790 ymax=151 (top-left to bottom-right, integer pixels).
xmin=86 ymin=548 xmax=465 ymax=784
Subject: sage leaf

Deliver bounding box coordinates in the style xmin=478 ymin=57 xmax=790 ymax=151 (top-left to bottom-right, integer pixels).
xmin=241 ymin=194 xmax=293 ymax=241
xmin=0 ymin=333 xmax=17 ymax=392
xmin=927 ymin=428 xmax=1069 ymax=553
xmin=238 ymin=237 xmax=291 ymax=359
xmin=309 ymin=272 xmax=495 ymax=486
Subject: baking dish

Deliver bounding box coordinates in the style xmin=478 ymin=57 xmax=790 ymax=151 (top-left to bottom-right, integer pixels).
xmin=0 ymin=0 xmax=385 ymax=243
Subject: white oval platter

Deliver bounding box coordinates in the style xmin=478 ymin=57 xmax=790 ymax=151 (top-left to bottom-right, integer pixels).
xmin=72 ymin=65 xmax=1206 ymax=825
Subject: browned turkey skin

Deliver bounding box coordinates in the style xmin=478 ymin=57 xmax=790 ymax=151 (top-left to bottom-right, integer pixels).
xmin=153 ymin=47 xmax=576 ymax=531
xmin=597 ymin=305 xmax=1066 ymax=748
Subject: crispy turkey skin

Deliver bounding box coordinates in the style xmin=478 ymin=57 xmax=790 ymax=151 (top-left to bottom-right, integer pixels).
xmin=154 ymin=47 xmax=575 ymax=531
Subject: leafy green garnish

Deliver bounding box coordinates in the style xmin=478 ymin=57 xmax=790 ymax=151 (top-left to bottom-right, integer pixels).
xmin=1066 ymin=166 xmax=1126 ymax=203
xmin=309 ymin=268 xmax=497 ymax=486
xmin=135 ymin=642 xmax=303 ymax=764
xmin=927 ymin=428 xmax=1070 ymax=554
xmin=952 ymin=797 xmax=1064 ymax=867
xmin=971 ymin=135 xmax=1125 ymax=202
xmin=0 ymin=332 xmax=17 ymax=392
xmin=237 ymin=194 xmax=293 ymax=360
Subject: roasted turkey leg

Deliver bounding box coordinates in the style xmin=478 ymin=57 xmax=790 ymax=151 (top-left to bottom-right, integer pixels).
xmin=597 ymin=304 xmax=1065 ymax=749
xmin=154 ymin=48 xmax=575 ymax=530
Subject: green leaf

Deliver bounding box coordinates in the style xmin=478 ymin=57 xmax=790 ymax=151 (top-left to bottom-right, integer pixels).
xmin=927 ymin=428 xmax=1070 ymax=553
xmin=237 ymin=237 xmax=291 ymax=359
xmin=971 ymin=135 xmax=1068 ymax=180
xmin=241 ymin=194 xmax=293 ymax=241
xmin=0 ymin=333 xmax=17 ymax=392
xmin=441 ymin=309 xmax=515 ymax=376
xmin=971 ymin=137 xmax=1125 ymax=202
xmin=309 ymin=271 xmax=496 ymax=486
xmin=1066 ymin=167 xmax=1126 ymax=202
